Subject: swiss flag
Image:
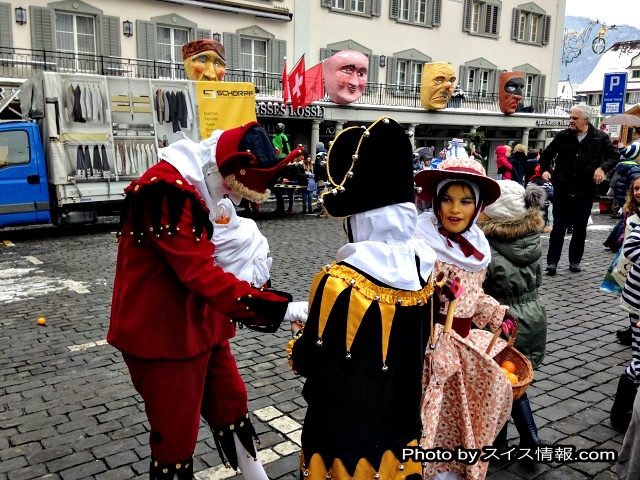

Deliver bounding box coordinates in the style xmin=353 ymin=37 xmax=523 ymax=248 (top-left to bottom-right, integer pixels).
xmin=305 ymin=62 xmax=325 ymax=105
xmin=282 ymin=62 xmax=289 ymax=103
xmin=288 ymin=55 xmax=306 ymax=110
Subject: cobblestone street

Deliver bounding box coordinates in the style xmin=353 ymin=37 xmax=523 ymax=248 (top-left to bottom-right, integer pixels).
xmin=0 ymin=206 xmax=632 ymax=480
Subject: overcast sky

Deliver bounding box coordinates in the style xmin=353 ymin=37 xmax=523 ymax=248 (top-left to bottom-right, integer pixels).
xmin=565 ymin=0 xmax=640 ymax=29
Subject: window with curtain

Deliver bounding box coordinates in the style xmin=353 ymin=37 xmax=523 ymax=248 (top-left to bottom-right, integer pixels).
xmin=395 ymin=60 xmax=422 ymax=91
xmin=56 ymin=12 xmax=96 ymax=72
xmin=156 ymin=26 xmax=189 ymax=79
xmin=332 ymin=0 xmax=346 ymax=9
xmin=525 ymin=74 xmax=534 ymax=100
xmin=240 ymin=37 xmax=268 ymax=88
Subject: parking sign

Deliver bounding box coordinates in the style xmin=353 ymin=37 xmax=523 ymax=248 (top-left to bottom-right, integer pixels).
xmin=601 ymin=72 xmax=627 ymax=115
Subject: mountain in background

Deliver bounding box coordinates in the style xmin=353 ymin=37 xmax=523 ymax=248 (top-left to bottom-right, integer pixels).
xmin=561 ymin=16 xmax=640 ymax=86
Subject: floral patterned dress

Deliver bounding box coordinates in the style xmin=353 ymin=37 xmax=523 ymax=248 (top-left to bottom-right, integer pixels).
xmin=420 ymin=260 xmax=513 ymax=480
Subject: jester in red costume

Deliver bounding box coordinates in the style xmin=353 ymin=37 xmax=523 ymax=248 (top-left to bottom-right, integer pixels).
xmin=108 ymin=122 xmax=307 ymax=480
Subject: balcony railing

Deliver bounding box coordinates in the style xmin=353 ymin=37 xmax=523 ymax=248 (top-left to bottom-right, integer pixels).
xmin=0 ymin=47 xmax=576 ymax=115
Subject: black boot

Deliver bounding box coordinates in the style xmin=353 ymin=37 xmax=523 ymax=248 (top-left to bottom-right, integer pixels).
xmin=302 ymin=207 xmax=307 ymax=214
xmin=511 ymin=394 xmax=543 ymax=449
xmin=611 ymin=374 xmax=638 ymax=432
xmin=492 ymin=422 xmax=509 ymax=457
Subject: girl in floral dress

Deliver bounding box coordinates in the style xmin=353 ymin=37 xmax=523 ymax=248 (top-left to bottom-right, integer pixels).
xmin=413 ymin=157 xmax=514 ymax=480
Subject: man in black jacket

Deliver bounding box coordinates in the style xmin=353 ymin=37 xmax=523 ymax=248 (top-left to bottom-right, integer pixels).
xmin=540 ymin=104 xmax=619 ymax=274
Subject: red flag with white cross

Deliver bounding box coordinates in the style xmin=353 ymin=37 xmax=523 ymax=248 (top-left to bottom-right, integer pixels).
xmin=288 ymin=55 xmax=306 ymax=110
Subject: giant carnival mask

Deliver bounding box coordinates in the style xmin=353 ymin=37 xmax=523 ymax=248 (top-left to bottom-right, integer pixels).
xmin=420 ymin=62 xmax=456 ymax=110
xmin=182 ymin=39 xmax=226 ymax=81
xmin=322 ymin=50 xmax=369 ymax=105
xmin=499 ymin=72 xmax=524 ymax=115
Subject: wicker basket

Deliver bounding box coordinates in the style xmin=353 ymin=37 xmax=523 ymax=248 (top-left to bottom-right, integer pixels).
xmin=486 ymin=318 xmax=534 ymax=401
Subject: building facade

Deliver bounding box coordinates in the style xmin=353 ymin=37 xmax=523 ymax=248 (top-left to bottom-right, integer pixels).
xmin=0 ymin=0 xmax=572 ymax=174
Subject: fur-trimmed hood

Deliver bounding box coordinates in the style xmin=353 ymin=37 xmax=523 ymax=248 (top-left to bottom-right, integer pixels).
xmin=478 ymin=208 xmax=545 ymax=242
xmin=478 ymin=208 xmax=545 ymax=268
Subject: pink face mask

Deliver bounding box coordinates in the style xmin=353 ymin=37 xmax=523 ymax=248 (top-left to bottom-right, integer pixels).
xmin=322 ymin=50 xmax=369 ymax=105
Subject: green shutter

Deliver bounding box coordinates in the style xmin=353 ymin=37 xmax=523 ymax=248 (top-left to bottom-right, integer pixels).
xmin=537 ymin=74 xmax=546 ymax=97
xmin=223 ymin=32 xmax=241 ymax=70
xmin=512 ymin=9 xmax=520 ymax=40
xmin=432 ymin=0 xmax=442 ymax=27
xmin=369 ymin=55 xmax=379 ymax=85
xmin=136 ymin=20 xmax=156 ymax=60
xmin=320 ymin=48 xmax=331 ymax=61
xmin=459 ymin=65 xmax=469 ymax=92
xmin=271 ymin=39 xmax=286 ymax=74
xmin=490 ymin=5 xmax=499 ymax=36
xmin=321 ymin=0 xmax=332 ymax=6
xmin=30 ymin=6 xmax=55 ymax=53
xmin=0 ymin=3 xmax=12 ymax=49
xmin=197 ymin=29 xmax=211 ymax=40
xmin=371 ymin=0 xmax=381 ymax=16
xmin=542 ymin=15 xmax=552 ymax=45
xmin=387 ymin=57 xmax=398 ymax=85
xmin=390 ymin=0 xmax=399 ymax=20
xmin=492 ymin=68 xmax=500 ymax=94
xmin=100 ymin=15 xmax=121 ymax=57
xmin=462 ymin=0 xmax=472 ymax=32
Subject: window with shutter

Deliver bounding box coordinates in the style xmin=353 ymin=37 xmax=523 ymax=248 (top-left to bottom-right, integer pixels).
xmin=136 ymin=20 xmax=155 ymax=78
xmin=462 ymin=58 xmax=498 ymax=95
xmin=323 ymin=0 xmax=373 ymax=16
xmin=462 ymin=0 xmax=501 ymax=39
xmin=391 ymin=0 xmax=440 ymax=27
xmin=223 ymin=32 xmax=241 ymax=71
xmin=513 ymin=3 xmax=548 ymax=45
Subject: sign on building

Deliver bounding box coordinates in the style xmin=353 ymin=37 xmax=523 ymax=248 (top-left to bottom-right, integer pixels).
xmin=601 ymin=72 xmax=628 ymax=115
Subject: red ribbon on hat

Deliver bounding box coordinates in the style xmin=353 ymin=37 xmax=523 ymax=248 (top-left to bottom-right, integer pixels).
xmin=438 ymin=226 xmax=485 ymax=261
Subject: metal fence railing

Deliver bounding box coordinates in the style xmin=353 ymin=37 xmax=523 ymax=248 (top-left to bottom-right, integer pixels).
xmin=0 ymin=47 xmax=577 ymax=114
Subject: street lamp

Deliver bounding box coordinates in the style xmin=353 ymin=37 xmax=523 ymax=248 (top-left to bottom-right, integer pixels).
xmin=379 ymin=55 xmax=386 ymax=68
xmin=213 ymin=32 xmax=221 ymax=42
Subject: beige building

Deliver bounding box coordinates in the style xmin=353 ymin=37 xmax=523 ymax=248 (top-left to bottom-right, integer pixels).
xmin=0 ymin=0 xmax=572 ymax=173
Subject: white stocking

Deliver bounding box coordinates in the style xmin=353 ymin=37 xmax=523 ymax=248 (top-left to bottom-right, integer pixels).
xmin=233 ymin=432 xmax=269 ymax=480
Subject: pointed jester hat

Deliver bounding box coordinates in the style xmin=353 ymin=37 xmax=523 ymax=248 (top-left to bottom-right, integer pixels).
xmin=320 ymin=117 xmax=416 ymax=217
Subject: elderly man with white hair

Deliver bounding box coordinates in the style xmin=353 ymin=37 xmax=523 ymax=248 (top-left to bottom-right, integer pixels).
xmin=540 ymin=103 xmax=619 ymax=275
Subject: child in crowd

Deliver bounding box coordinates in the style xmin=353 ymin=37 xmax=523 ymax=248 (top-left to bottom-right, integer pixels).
xmin=509 ymin=143 xmax=527 ymax=185
xmin=300 ymin=154 xmax=315 ymax=214
xmin=478 ymin=180 xmax=548 ymax=456
xmin=524 ymin=149 xmax=540 ymax=186
xmin=495 ymin=145 xmax=513 ymax=180
xmin=414 ymin=158 xmax=514 ymax=479
xmin=528 ymin=165 xmax=554 ymax=228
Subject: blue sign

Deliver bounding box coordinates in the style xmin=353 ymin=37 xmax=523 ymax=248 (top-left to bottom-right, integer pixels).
xmin=601 ymin=72 xmax=628 ymax=115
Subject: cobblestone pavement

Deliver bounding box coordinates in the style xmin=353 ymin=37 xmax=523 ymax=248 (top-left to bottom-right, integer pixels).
xmin=0 ymin=205 xmax=631 ymax=480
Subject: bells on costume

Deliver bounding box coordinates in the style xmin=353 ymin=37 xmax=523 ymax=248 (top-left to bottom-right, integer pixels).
xmin=320 ymin=117 xmax=416 ymax=218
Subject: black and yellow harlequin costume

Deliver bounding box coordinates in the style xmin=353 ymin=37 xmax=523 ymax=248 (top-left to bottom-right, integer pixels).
xmin=287 ymin=117 xmax=439 ymax=480
xmin=291 ymin=263 xmax=436 ymax=480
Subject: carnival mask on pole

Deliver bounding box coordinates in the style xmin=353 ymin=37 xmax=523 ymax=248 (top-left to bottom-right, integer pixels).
xmin=420 ymin=63 xmax=456 ymax=110
xmin=322 ymin=50 xmax=369 ymax=105
xmin=182 ymin=39 xmax=226 ymax=81
xmin=499 ymin=72 xmax=524 ymax=115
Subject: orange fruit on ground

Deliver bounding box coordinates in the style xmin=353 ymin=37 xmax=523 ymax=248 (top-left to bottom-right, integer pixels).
xmin=501 ymin=360 xmax=517 ymax=374
xmin=507 ymin=373 xmax=519 ymax=384
xmin=37 ymin=317 xmax=46 ymax=325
